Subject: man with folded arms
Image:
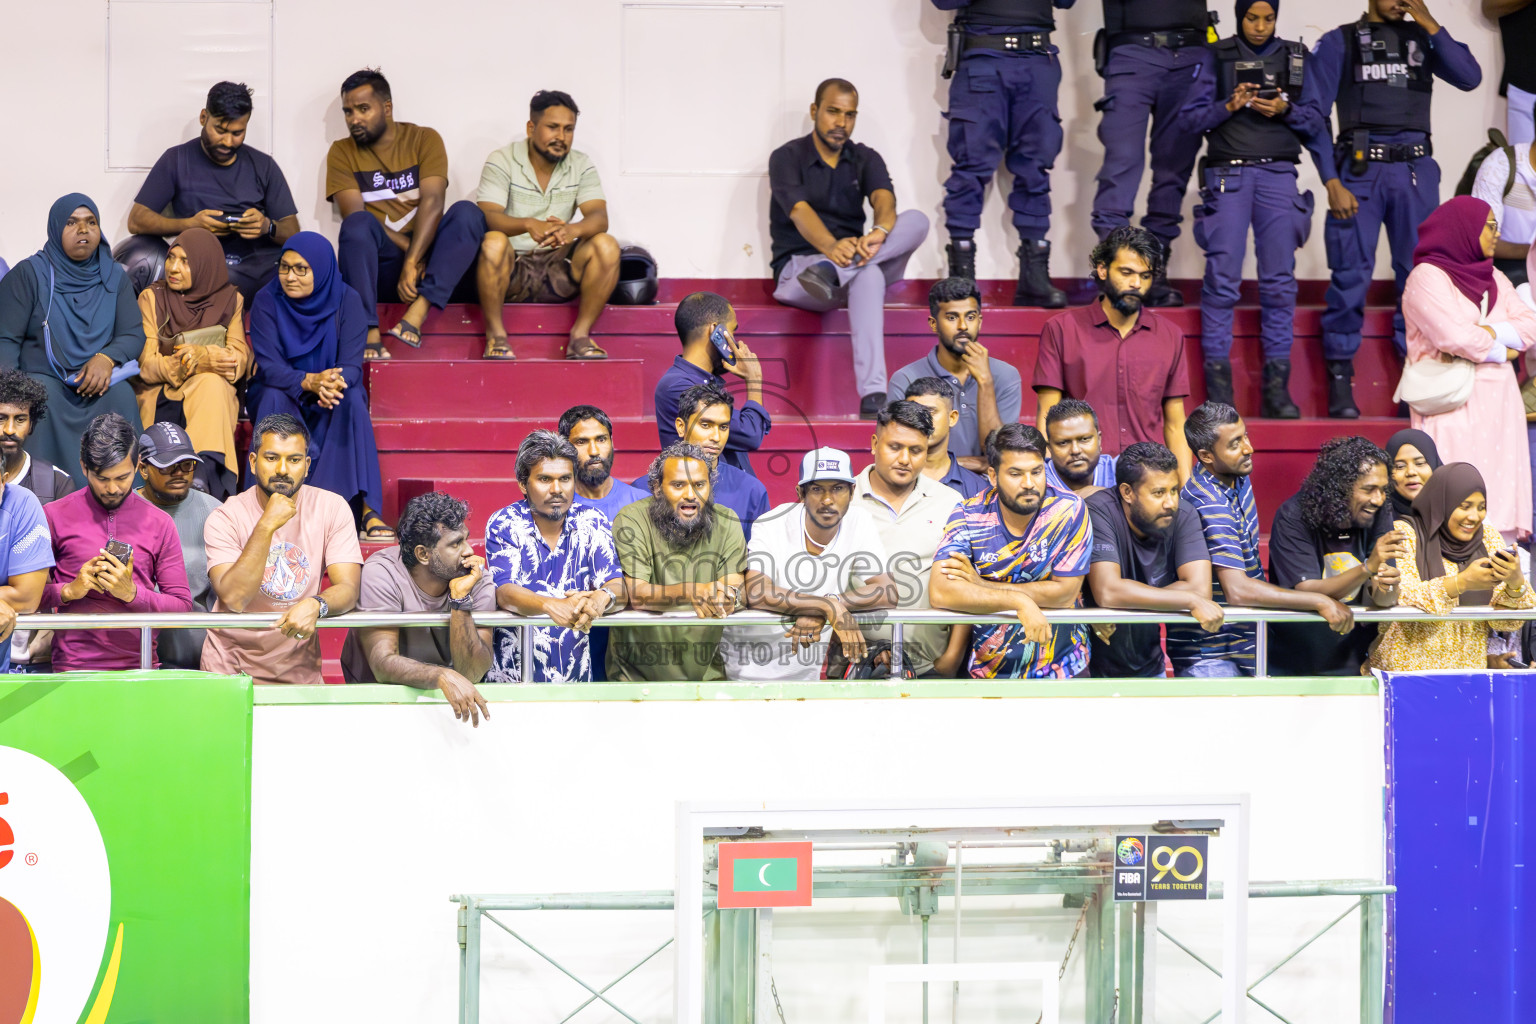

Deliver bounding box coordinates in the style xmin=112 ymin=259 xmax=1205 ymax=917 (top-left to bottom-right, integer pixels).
xmin=486 ymin=431 xmax=624 ymax=683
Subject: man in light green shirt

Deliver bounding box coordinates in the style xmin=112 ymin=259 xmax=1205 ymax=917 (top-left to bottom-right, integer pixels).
xmin=475 ymin=89 xmax=620 ymax=362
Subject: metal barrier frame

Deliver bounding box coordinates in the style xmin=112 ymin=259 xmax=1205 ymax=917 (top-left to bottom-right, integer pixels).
xmin=450 ymin=879 xmax=1392 ymax=1024
xmin=22 ymin=604 xmax=1536 ymax=677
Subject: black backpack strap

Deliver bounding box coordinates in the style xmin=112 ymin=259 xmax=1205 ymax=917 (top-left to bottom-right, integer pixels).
xmin=1490 ymin=127 xmax=1517 ymax=199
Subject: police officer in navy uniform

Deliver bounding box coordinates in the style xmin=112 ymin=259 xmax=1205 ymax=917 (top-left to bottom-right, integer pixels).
xmin=1089 ymin=0 xmax=1215 ymax=307
xmin=1177 ymin=0 xmax=1325 ymax=419
xmin=935 ymin=0 xmax=1074 ymax=307
xmin=1305 ymin=0 xmax=1480 ymax=417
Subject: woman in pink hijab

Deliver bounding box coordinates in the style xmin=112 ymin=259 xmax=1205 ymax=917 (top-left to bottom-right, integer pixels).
xmin=1402 ymin=195 xmax=1536 ymax=540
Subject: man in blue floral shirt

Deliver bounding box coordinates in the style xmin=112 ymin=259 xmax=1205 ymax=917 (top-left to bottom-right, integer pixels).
xmin=485 ymin=431 xmax=625 ymax=682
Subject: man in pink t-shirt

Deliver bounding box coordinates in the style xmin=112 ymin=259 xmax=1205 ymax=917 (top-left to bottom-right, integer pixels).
xmin=203 ymin=413 xmax=362 ymax=684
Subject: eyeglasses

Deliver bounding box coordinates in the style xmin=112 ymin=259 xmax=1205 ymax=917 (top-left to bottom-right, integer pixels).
xmin=154 ymin=460 xmax=198 ymax=475
xmin=277 ymin=263 xmax=311 ymax=278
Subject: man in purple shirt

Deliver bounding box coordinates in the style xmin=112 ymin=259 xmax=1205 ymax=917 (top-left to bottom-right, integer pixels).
xmin=653 ymin=291 xmax=771 ymax=474
xmin=39 ymin=413 xmax=192 ymax=670
xmin=1032 ymin=226 xmax=1192 ymax=479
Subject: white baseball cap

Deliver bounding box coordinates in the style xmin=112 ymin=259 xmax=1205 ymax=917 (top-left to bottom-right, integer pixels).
xmin=799 ymin=447 xmax=856 ymax=486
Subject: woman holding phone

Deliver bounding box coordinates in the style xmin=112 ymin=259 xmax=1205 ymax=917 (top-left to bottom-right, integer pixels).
xmin=1370 ymin=463 xmax=1533 ymax=672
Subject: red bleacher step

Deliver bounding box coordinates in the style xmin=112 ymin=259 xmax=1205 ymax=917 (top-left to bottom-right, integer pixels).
xmin=366 ymin=357 xmax=646 ymax=419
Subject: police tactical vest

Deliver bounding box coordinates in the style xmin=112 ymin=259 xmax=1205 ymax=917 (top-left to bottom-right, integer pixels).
xmin=1209 ymin=36 xmax=1307 ymax=162
xmin=959 ymin=0 xmax=1057 ymax=30
xmin=1105 ymin=0 xmax=1208 ymax=35
xmin=1335 ymin=18 xmax=1434 ymax=136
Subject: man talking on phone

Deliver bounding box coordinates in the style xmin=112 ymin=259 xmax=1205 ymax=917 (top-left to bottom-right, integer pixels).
xmin=341 ymin=491 xmax=496 ymax=726
xmin=39 ymin=413 xmax=192 ymax=671
xmin=654 ymin=292 xmax=771 ymax=474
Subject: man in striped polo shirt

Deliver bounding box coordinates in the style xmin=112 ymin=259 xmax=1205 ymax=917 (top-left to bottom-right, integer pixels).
xmin=1167 ymin=402 xmax=1355 ymax=677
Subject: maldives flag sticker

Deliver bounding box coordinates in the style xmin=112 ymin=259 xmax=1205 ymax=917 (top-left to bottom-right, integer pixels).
xmin=717 ymin=841 xmax=813 ymax=908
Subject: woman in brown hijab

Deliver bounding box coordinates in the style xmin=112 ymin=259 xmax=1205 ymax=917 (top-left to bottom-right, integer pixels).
xmin=135 ymin=227 xmax=250 ymax=496
xmin=1370 ymin=462 xmax=1534 ymax=672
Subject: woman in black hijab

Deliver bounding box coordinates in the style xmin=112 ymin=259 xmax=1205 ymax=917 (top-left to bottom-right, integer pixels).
xmin=1384 ymin=428 xmax=1441 ymax=521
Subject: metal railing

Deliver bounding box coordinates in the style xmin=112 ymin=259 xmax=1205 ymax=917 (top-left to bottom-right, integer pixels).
xmin=17 ymin=604 xmax=1536 ymax=676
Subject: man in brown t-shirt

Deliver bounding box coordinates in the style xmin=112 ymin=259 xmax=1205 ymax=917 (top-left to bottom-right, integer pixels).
xmin=327 ymin=68 xmax=487 ymax=359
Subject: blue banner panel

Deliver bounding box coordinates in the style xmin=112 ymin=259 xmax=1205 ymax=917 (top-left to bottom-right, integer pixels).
xmin=1384 ymin=671 xmax=1532 ymax=1023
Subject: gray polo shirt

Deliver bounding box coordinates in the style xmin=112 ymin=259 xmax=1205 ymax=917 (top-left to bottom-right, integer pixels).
xmin=887 ymin=348 xmax=1024 ymax=458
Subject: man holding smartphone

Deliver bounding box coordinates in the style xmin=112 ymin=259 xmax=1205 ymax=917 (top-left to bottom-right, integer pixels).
xmin=127 ymin=81 xmax=300 ymax=300
xmin=38 ymin=413 xmax=192 ymax=671
xmin=653 ymin=292 xmax=770 ymax=474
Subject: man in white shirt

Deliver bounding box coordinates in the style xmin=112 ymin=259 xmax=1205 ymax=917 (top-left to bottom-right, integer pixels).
xmin=723 ymin=448 xmax=895 ymax=681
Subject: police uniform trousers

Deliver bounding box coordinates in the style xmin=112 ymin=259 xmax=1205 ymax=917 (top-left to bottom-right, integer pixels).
xmin=1090 ymin=43 xmax=1210 ymax=246
xmin=942 ymin=51 xmax=1062 ymax=241
xmin=1193 ymin=162 xmax=1314 ymax=361
xmin=1321 ymin=140 xmax=1440 ymax=360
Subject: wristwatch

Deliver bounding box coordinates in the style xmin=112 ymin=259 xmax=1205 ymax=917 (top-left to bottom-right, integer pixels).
xmin=265 ymin=217 xmax=277 ymax=239
xmin=313 ymin=596 xmax=330 ymax=619
xmin=448 ymin=596 xmax=475 ymax=612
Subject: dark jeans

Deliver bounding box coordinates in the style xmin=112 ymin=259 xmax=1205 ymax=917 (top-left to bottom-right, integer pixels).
xmin=336 ymin=200 xmax=486 ymax=326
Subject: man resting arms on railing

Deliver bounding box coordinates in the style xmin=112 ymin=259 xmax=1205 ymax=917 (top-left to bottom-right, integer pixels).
xmin=203 ymin=413 xmax=361 ymax=684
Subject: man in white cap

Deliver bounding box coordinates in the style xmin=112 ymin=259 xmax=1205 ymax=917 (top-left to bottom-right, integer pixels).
xmin=137 ymin=421 xmax=222 ymax=670
xmin=722 ymin=447 xmax=896 ymax=681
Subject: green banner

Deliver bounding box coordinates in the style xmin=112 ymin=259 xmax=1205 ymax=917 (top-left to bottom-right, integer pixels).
xmin=0 ymin=671 xmax=251 ymax=1024
xmin=733 ymin=858 xmax=798 ymax=893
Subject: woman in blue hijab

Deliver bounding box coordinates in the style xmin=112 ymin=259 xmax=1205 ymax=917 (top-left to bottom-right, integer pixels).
xmin=0 ymin=194 xmax=145 ymax=485
xmin=248 ymin=232 xmax=392 ymax=540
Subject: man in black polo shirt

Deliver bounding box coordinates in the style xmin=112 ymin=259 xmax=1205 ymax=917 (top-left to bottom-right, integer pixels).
xmin=768 ymin=78 xmax=930 ymax=418
xmin=1268 ymin=436 xmax=1403 ymax=676
xmin=126 ymin=81 xmax=300 ymax=300
xmin=1083 ymin=442 xmax=1222 ymax=677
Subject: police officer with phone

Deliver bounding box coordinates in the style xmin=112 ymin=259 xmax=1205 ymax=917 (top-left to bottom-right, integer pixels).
xmin=1176 ymin=0 xmax=1324 ymax=419
xmin=934 ymin=0 xmax=1074 ymax=307
xmin=1090 ymin=0 xmax=1216 ymax=307
xmin=1304 ymin=0 xmax=1481 ymax=417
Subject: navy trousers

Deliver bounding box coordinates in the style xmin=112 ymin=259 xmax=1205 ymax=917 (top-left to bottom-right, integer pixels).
xmin=1321 ymin=152 xmax=1441 ymax=360
xmin=336 ymin=199 xmax=485 ymax=327
xmin=1193 ymin=163 xmax=1314 ymax=361
xmin=942 ymin=52 xmax=1063 ymax=241
xmin=1090 ymin=44 xmax=1210 ymax=247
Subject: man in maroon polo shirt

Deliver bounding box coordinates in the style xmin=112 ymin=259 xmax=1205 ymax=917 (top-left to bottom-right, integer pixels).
xmin=1032 ymin=226 xmax=1193 ymax=480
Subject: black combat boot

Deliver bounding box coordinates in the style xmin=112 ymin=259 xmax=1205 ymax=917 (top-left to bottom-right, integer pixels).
xmin=1261 ymin=359 xmax=1301 ymax=419
xmin=1326 ymin=359 xmax=1360 ymax=419
xmin=1203 ymin=359 xmax=1234 ymax=407
xmin=1144 ymin=242 xmax=1185 ymax=307
xmin=1013 ymin=240 xmax=1066 ymax=307
xmin=946 ymin=238 xmax=977 ymax=281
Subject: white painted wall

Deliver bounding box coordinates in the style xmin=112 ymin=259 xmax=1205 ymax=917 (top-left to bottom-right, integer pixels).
xmin=250 ymin=694 xmax=1385 ymax=1023
xmin=0 ymin=1 xmax=1505 ymax=284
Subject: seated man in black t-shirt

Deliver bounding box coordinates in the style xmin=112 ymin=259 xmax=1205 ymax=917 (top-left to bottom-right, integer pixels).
xmin=767 ymin=78 xmax=929 ymax=418
xmin=126 ymin=81 xmax=300 ymax=300
xmin=1267 ymin=436 xmax=1404 ymax=676
xmin=1083 ymin=442 xmax=1224 ymax=678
